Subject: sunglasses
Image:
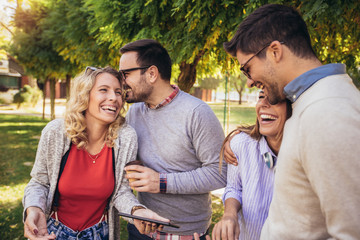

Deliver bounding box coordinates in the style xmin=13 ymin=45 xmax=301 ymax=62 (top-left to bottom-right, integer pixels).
xmin=119 ymin=65 xmax=151 ymax=80
xmin=85 ymin=66 xmax=99 ymax=75
xmin=240 ymin=41 xmax=285 ymax=79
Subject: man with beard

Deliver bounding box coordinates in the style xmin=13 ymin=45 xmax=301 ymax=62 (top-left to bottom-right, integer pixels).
xmin=223 ymin=3 xmax=360 ymax=240
xmin=119 ymin=39 xmax=227 ymax=240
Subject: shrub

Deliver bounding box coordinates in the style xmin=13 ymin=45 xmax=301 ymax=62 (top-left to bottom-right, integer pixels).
xmin=13 ymin=85 xmax=42 ymax=108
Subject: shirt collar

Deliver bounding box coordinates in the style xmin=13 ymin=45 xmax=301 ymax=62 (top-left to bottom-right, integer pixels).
xmin=284 ymin=63 xmax=346 ymax=103
xmin=146 ymin=85 xmax=180 ymax=109
xmin=259 ymin=136 xmax=276 ymax=158
xmin=259 ymin=136 xmax=277 ymax=167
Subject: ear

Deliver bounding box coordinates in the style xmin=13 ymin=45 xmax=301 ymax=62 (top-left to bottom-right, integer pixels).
xmin=146 ymin=65 xmax=159 ymax=84
xmin=267 ymin=40 xmax=284 ymax=63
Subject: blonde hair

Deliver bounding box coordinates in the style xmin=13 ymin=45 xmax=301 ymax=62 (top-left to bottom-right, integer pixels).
xmin=65 ymin=66 xmax=125 ymax=149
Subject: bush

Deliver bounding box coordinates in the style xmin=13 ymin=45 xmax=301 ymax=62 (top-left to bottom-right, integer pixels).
xmin=13 ymin=85 xmax=42 ymax=108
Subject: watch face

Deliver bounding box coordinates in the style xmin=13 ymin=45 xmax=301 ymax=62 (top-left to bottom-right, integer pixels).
xmin=262 ymin=152 xmax=274 ymax=169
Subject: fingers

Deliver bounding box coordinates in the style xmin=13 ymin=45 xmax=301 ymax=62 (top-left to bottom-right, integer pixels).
xmin=223 ymin=141 xmax=238 ymax=166
xmin=212 ymin=222 xmax=221 ymax=240
xmin=125 ymin=165 xmax=145 ymax=172
xmin=193 ymin=232 xmax=200 ymax=240
xmin=127 ymin=170 xmax=160 ymax=193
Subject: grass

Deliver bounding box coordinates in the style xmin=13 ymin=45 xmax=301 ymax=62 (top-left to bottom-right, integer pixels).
xmin=0 ymin=102 xmax=255 ymax=238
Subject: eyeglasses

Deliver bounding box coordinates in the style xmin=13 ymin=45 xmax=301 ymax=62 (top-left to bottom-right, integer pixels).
xmin=240 ymin=41 xmax=284 ymax=79
xmin=119 ymin=66 xmax=151 ymax=80
xmin=85 ymin=66 xmax=99 ymax=75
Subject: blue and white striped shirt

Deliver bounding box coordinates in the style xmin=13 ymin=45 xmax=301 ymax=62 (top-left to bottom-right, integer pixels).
xmin=223 ymin=132 xmax=276 ymax=240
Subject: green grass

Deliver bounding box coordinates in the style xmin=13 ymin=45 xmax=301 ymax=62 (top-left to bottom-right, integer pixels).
xmin=209 ymin=102 xmax=256 ymax=130
xmin=0 ymin=115 xmax=48 ymax=239
xmin=0 ymin=102 xmax=253 ymax=238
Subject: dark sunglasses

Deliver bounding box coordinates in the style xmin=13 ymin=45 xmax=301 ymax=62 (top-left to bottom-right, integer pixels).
xmin=119 ymin=66 xmax=151 ymax=80
xmin=240 ymin=41 xmax=285 ymax=79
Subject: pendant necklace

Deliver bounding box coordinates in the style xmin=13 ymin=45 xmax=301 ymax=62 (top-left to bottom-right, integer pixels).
xmin=86 ymin=142 xmax=106 ymax=164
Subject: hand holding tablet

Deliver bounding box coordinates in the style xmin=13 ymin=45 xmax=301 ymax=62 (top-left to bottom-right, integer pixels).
xmin=118 ymin=212 xmax=180 ymax=229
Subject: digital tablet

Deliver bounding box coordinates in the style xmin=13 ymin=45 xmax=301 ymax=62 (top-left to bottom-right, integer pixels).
xmin=118 ymin=212 xmax=180 ymax=228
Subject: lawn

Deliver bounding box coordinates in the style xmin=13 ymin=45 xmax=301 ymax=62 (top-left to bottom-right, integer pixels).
xmin=0 ymin=103 xmax=255 ymax=238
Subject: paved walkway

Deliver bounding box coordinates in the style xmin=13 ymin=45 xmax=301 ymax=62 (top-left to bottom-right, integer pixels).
xmin=0 ymin=99 xmax=66 ymax=119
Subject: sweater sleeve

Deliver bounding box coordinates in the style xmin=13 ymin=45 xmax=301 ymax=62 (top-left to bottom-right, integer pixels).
xmin=112 ymin=125 xmax=146 ymax=222
xmin=300 ymin=98 xmax=360 ymax=239
xmin=22 ymin=120 xmax=62 ymax=221
xmin=166 ymin=103 xmax=227 ymax=194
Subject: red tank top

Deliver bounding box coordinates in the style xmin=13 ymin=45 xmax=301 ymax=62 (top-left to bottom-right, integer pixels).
xmin=55 ymin=144 xmax=114 ymax=231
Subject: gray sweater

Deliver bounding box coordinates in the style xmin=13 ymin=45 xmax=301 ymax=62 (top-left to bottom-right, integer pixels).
xmin=126 ymin=90 xmax=227 ymax=235
xmin=23 ymin=119 xmax=143 ymax=240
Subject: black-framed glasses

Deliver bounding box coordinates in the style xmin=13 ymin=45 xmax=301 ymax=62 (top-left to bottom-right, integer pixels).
xmin=240 ymin=41 xmax=285 ymax=79
xmin=119 ymin=65 xmax=151 ymax=80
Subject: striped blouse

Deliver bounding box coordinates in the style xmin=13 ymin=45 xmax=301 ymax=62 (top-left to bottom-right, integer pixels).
xmin=222 ymin=132 xmax=276 ymax=240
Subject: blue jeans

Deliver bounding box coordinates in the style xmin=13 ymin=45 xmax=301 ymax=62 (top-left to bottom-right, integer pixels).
xmin=47 ymin=217 xmax=109 ymax=240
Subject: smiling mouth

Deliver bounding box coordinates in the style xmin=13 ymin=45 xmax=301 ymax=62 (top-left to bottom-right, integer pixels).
xmin=260 ymin=114 xmax=277 ymax=122
xmin=101 ymin=106 xmax=117 ymax=112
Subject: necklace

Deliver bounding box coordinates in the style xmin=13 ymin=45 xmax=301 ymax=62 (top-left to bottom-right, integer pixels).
xmin=86 ymin=142 xmax=106 ymax=164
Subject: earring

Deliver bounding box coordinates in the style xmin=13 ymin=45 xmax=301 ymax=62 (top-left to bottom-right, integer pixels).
xmin=262 ymin=152 xmax=274 ymax=169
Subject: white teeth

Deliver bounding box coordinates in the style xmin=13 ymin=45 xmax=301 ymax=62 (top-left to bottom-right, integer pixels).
xmin=260 ymin=114 xmax=277 ymax=120
xmin=102 ymin=106 xmax=117 ymax=112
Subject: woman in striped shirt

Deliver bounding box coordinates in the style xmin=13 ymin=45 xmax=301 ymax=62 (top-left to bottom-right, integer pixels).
xmin=212 ymin=90 xmax=292 ymax=240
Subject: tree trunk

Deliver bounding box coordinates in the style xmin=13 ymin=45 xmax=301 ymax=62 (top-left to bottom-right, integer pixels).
xmin=42 ymin=78 xmax=48 ymax=119
xmin=65 ymin=74 xmax=71 ymax=102
xmin=233 ymin=81 xmax=243 ymax=105
xmin=177 ymin=51 xmax=205 ymax=93
xmin=50 ymin=78 xmax=56 ymax=120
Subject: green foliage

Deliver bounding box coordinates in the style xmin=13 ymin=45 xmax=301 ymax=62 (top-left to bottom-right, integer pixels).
xmin=199 ymin=76 xmax=222 ymax=90
xmin=10 ymin=0 xmax=71 ymax=80
xmin=8 ymin=0 xmax=360 ymax=91
xmin=13 ymin=85 xmax=42 ymax=108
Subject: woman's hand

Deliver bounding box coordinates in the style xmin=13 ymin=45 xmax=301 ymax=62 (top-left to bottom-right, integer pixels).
xmin=223 ymin=130 xmax=240 ymax=166
xmin=24 ymin=207 xmax=56 ymax=240
xmin=132 ymin=208 xmax=170 ymax=234
xmin=211 ymin=213 xmax=239 ymax=240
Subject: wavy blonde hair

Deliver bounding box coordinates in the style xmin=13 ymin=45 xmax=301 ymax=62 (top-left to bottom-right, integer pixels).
xmin=65 ymin=66 xmax=125 ymax=149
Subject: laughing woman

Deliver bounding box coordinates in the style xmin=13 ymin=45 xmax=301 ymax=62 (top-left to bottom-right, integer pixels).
xmin=23 ymin=67 xmax=168 ymax=240
xmin=212 ymin=90 xmax=292 ymax=240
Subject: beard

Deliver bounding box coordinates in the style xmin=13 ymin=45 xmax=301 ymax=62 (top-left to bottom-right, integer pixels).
xmin=262 ymin=65 xmax=286 ymax=105
xmin=125 ymin=74 xmax=153 ymax=103
xmin=266 ymin=80 xmax=285 ymax=105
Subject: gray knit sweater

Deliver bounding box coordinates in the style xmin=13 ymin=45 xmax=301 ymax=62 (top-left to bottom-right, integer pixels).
xmin=23 ymin=119 xmax=143 ymax=240
xmin=126 ymin=90 xmax=227 ymax=235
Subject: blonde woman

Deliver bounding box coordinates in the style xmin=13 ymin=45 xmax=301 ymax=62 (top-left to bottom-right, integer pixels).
xmin=23 ymin=67 xmax=168 ymax=240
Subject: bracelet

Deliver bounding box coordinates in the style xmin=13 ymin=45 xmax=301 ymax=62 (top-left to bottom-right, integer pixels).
xmin=160 ymin=173 xmax=167 ymax=193
xmin=131 ymin=205 xmax=145 ymax=215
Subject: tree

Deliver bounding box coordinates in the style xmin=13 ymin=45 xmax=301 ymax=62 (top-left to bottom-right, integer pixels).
xmin=229 ymin=74 xmax=247 ymax=105
xmin=85 ymin=0 xmax=246 ymax=92
xmin=10 ymin=0 xmax=72 ymax=119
